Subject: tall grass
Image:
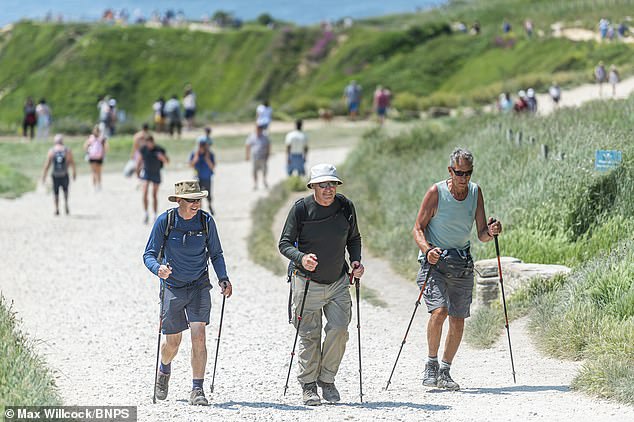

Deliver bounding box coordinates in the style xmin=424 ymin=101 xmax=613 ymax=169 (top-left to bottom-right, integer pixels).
xmin=0 ymin=295 xmax=61 ymax=407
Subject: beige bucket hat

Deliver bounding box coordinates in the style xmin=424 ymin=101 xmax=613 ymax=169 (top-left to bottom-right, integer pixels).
xmin=168 ymin=180 xmax=208 ymax=202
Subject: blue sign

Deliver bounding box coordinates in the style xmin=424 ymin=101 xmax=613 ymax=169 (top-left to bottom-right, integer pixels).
xmin=595 ymin=150 xmax=622 ymax=171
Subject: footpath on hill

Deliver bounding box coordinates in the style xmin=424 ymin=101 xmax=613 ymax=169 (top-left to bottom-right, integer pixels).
xmin=1 ymin=138 xmax=633 ymax=421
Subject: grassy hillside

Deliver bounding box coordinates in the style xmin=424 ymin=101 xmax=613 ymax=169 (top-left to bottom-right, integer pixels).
xmin=1 ymin=0 xmax=633 ymax=131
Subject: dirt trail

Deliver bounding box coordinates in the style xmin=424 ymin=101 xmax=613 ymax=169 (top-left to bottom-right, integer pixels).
xmin=1 ymin=140 xmax=633 ymax=421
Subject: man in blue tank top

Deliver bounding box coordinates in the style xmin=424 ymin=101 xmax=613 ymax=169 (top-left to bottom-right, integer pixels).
xmin=412 ymin=147 xmax=502 ymax=391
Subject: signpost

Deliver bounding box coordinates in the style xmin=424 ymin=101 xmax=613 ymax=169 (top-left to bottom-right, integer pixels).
xmin=595 ymin=150 xmax=622 ymax=171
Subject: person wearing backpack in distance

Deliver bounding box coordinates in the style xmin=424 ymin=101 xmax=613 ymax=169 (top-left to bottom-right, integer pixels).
xmin=143 ymin=180 xmax=232 ymax=406
xmin=412 ymin=147 xmax=502 ymax=391
xmin=84 ymin=125 xmax=108 ymax=191
xmin=139 ymin=136 xmax=169 ymax=224
xmin=279 ymin=163 xmax=364 ymax=406
xmin=41 ymin=134 xmax=76 ymax=216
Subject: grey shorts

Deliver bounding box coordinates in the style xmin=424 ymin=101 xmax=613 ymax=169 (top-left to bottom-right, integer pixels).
xmin=253 ymin=158 xmax=268 ymax=176
xmin=416 ymin=250 xmax=474 ymax=318
xmin=161 ymin=275 xmax=212 ymax=335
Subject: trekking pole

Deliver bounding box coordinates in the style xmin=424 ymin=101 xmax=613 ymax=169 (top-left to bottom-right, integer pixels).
xmin=283 ymin=277 xmax=311 ymax=396
xmin=210 ymin=294 xmax=227 ymax=393
xmin=493 ymin=230 xmax=517 ymax=383
xmin=350 ymin=271 xmax=363 ymax=403
xmin=152 ymin=278 xmax=166 ymax=404
xmin=384 ymin=259 xmax=435 ymax=391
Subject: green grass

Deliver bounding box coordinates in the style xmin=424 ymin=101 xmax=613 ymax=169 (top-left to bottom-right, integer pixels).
xmin=0 ymin=295 xmax=61 ymax=407
xmin=248 ymin=177 xmax=302 ymax=276
xmin=2 ymin=0 xmax=634 ymax=129
xmin=0 ymin=163 xmax=34 ymax=198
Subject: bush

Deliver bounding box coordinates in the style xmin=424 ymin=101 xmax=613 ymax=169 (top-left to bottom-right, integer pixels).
xmin=392 ymin=92 xmax=420 ymax=112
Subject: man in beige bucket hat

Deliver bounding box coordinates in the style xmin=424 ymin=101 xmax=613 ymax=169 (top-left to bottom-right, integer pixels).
xmin=279 ymin=163 xmax=365 ymax=405
xmin=144 ymin=180 xmax=232 ymax=406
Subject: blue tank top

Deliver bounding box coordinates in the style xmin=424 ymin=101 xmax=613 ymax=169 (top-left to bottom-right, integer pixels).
xmin=422 ymin=180 xmax=478 ymax=254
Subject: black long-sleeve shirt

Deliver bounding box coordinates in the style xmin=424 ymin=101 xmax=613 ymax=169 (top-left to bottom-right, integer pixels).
xmin=279 ymin=194 xmax=362 ymax=283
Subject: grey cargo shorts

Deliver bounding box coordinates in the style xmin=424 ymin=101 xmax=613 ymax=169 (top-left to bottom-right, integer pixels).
xmin=161 ymin=274 xmax=212 ymax=335
xmin=416 ymin=249 xmax=475 ymax=318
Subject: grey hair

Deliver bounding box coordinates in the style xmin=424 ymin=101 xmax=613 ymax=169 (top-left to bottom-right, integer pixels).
xmin=449 ymin=147 xmax=474 ymax=167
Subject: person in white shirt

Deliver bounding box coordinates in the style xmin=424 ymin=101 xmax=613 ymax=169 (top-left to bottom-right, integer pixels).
xmin=256 ymin=100 xmax=273 ymax=130
xmin=183 ymin=85 xmax=196 ymax=130
xmin=285 ymin=119 xmax=308 ymax=176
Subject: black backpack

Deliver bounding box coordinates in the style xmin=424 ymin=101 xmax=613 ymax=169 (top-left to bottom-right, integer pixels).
xmin=285 ymin=193 xmax=353 ymax=322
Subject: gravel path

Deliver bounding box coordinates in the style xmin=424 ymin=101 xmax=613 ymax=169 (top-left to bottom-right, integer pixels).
xmin=2 ymin=144 xmax=633 ymax=421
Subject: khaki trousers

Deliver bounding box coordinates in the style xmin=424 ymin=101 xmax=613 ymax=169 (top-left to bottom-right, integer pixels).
xmin=292 ymin=273 xmax=352 ymax=385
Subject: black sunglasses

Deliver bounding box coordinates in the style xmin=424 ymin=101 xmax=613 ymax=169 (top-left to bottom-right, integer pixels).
xmin=451 ymin=168 xmax=473 ymax=177
xmin=183 ymin=198 xmax=202 ymax=203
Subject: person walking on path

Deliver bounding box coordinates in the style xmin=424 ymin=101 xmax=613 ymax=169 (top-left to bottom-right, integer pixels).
xmin=35 ymin=98 xmax=52 ymax=140
xmin=285 ymin=119 xmax=308 ymax=176
xmin=139 ymin=136 xmax=169 ymax=224
xmin=23 ymin=97 xmax=37 ymax=139
xmin=343 ymin=80 xmax=362 ymax=120
xmin=164 ymin=94 xmax=183 ymax=139
xmin=549 ymin=82 xmax=561 ymax=107
xmin=412 ymin=147 xmax=502 ymax=391
xmin=245 ymin=124 xmax=271 ymax=190
xmin=595 ymin=61 xmax=607 ymax=97
xmin=41 ymin=134 xmax=76 ymax=215
xmin=279 ymin=163 xmax=364 ymax=406
xmin=373 ymin=85 xmax=391 ymax=125
xmin=255 ymin=100 xmax=273 ymax=131
xmin=143 ymin=180 xmax=233 ymax=406
xmin=608 ymin=64 xmax=620 ymax=97
xmin=197 ymin=126 xmax=213 ymax=148
xmin=189 ymin=137 xmax=216 ymax=215
xmin=131 ymin=123 xmax=151 ymax=176
xmin=84 ymin=126 xmax=108 ymax=191
xmin=183 ymin=85 xmax=197 ymax=130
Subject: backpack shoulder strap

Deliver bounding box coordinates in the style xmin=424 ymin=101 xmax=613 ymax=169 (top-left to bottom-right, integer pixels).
xmin=335 ymin=193 xmax=353 ymax=227
xmin=293 ymin=197 xmax=308 ymax=241
xmin=158 ymin=208 xmax=175 ymax=262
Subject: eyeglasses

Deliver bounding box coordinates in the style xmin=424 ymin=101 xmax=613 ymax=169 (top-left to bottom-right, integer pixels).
xmin=451 ymin=168 xmax=473 ymax=177
xmin=183 ymin=198 xmax=202 ymax=203
xmin=316 ymin=181 xmax=338 ymax=188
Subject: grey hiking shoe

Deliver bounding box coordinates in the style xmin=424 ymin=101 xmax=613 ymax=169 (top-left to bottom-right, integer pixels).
xmin=423 ymin=360 xmax=439 ymax=387
xmin=437 ymin=368 xmax=460 ymax=391
xmin=189 ymin=387 xmax=209 ymax=406
xmin=155 ymin=372 xmax=170 ymax=400
xmin=302 ymin=382 xmax=321 ymax=406
xmin=317 ymin=380 xmax=341 ymax=403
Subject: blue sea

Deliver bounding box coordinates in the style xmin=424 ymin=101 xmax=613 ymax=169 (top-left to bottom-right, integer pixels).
xmin=1 ymin=0 xmax=444 ymax=27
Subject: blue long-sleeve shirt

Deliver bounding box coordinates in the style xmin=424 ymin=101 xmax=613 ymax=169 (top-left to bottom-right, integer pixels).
xmin=143 ymin=208 xmax=229 ymax=287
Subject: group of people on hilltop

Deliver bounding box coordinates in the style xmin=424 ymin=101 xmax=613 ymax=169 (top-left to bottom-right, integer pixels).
xmin=594 ymin=61 xmax=620 ymax=97
xmin=153 ymin=85 xmax=197 ymax=137
xmin=497 ymin=88 xmax=539 ymax=114
xmin=598 ymin=17 xmax=629 ymax=41
xmin=22 ymin=97 xmax=52 ymax=140
xmin=342 ymin=81 xmax=392 ymax=124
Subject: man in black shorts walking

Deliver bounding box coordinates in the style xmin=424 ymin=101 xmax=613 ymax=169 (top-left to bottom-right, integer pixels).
xmin=41 ymin=134 xmax=76 ymax=215
xmin=138 ymin=136 xmax=169 ymax=224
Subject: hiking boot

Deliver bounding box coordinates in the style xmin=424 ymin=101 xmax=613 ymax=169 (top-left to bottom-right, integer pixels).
xmin=154 ymin=371 xmax=170 ymax=400
xmin=437 ymin=368 xmax=460 ymax=391
xmin=317 ymin=380 xmax=341 ymax=403
xmin=423 ymin=360 xmax=439 ymax=387
xmin=302 ymin=382 xmax=321 ymax=406
xmin=189 ymin=387 xmax=209 ymax=406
